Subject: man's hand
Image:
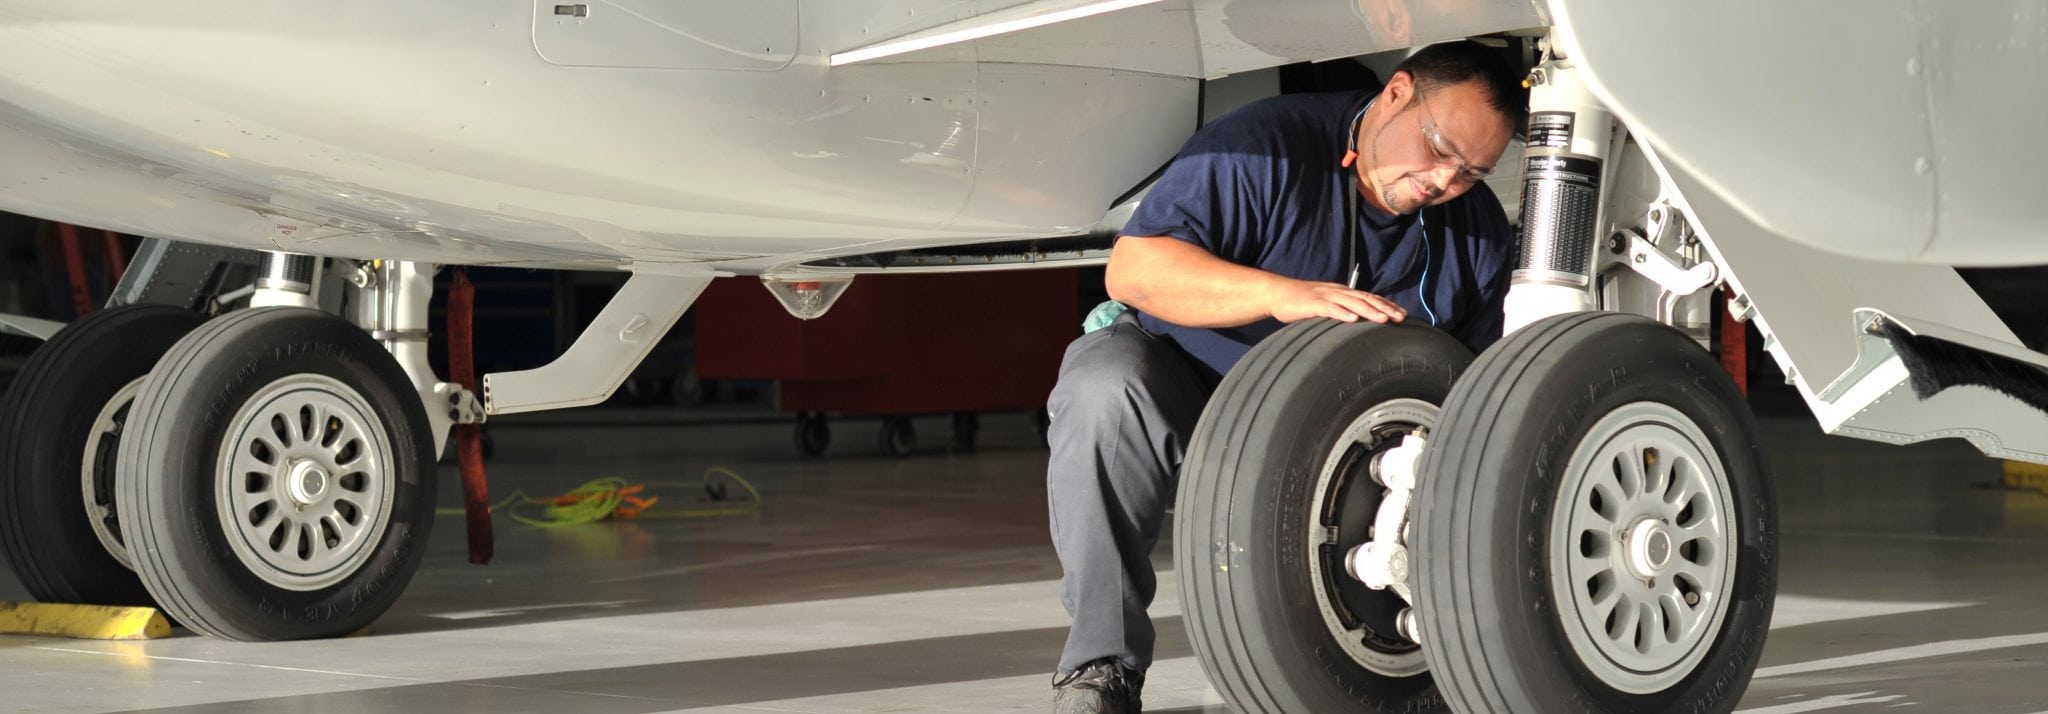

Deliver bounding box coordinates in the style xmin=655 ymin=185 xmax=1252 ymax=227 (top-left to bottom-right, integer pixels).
xmin=1107 ymin=236 xmax=1408 ymax=328
xmin=1265 ymin=279 xmax=1408 ymax=324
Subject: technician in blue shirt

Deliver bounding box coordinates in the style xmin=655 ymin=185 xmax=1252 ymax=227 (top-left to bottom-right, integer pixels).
xmin=1048 ymin=41 xmax=1524 ymax=713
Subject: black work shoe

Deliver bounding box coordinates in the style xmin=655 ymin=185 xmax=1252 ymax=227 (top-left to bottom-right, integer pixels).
xmin=1052 ymin=657 xmax=1145 ymax=713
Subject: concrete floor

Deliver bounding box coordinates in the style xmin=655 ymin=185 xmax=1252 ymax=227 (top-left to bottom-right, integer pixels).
xmin=6 ymin=406 xmax=2048 ymax=713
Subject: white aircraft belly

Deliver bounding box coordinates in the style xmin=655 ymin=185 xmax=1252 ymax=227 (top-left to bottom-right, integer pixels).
xmin=1553 ymin=0 xmax=2048 ymax=266
xmin=0 ymin=1 xmax=1193 ymax=270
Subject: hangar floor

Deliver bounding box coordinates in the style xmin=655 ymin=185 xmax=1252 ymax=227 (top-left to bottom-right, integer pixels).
xmin=6 ymin=405 xmax=2048 ymax=713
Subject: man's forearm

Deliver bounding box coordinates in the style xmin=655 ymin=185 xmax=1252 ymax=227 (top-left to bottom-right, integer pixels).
xmin=1104 ymin=236 xmax=1286 ymax=328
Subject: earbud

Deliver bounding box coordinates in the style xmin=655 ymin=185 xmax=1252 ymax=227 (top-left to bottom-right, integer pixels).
xmin=1343 ymin=101 xmax=1370 ymax=170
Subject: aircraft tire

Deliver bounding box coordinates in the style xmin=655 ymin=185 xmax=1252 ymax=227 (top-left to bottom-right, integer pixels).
xmin=1414 ymin=311 xmax=1777 ymax=712
xmin=117 ymin=307 xmax=436 ymax=641
xmin=1174 ymin=318 xmax=1470 ymax=713
xmin=0 ymin=304 xmax=204 ymax=607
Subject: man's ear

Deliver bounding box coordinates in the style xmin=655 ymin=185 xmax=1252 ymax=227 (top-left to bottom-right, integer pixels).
xmin=1383 ymin=70 xmax=1416 ymax=110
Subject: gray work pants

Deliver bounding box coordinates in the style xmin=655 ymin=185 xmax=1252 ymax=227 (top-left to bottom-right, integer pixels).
xmin=1047 ymin=313 xmax=1214 ymax=675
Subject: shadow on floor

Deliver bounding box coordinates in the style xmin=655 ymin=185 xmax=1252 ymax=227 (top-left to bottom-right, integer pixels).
xmin=109 ymin=618 xmax=1190 ymax=713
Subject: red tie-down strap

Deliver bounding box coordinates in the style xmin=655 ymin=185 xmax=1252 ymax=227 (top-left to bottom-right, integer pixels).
xmin=1720 ymin=287 xmax=1748 ymax=397
xmin=448 ymin=269 xmax=494 ymax=564
xmin=56 ymin=222 xmax=93 ymax=317
xmin=100 ymin=230 xmax=128 ymax=284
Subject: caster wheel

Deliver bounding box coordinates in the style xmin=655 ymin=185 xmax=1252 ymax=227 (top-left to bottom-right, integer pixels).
xmin=950 ymin=412 xmax=979 ymax=451
xmin=795 ymin=412 xmax=830 ymax=457
xmin=879 ymin=416 xmax=916 ymax=458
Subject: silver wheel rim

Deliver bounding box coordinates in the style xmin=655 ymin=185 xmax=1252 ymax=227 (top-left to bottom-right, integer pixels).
xmin=1550 ymin=401 xmax=1736 ymax=694
xmin=1305 ymin=398 xmax=1435 ymax=677
xmin=81 ymin=377 xmax=147 ymax=572
xmin=216 ymin=374 xmax=395 ymax=591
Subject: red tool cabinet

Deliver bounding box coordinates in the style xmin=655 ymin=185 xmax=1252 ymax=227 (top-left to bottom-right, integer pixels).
xmin=693 ymin=269 xmax=1078 ymax=457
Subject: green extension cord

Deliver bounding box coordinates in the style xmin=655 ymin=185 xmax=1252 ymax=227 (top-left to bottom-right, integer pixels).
xmin=434 ymin=467 xmax=761 ymax=527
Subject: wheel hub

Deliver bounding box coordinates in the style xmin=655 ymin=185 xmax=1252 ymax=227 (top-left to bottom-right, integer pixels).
xmin=1625 ymin=518 xmax=1674 ymax=580
xmin=286 ymin=460 xmax=330 ymax=506
xmin=216 ymin=374 xmax=395 ymax=592
xmin=81 ymin=377 xmax=149 ymax=572
xmin=1307 ymin=398 xmax=1438 ymax=678
xmin=1551 ymin=401 xmax=1737 ymax=694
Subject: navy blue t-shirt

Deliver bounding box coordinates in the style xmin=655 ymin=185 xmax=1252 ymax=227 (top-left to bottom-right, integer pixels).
xmin=1122 ymin=89 xmax=1514 ymax=382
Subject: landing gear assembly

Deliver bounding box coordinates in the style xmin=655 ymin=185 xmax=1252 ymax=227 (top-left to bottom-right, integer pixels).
xmin=1182 ymin=313 xmax=1773 ymax=712
xmin=0 ymin=251 xmax=463 ymax=640
xmin=1175 ymin=43 xmax=1784 ymax=712
xmin=0 ymin=244 xmax=711 ymax=641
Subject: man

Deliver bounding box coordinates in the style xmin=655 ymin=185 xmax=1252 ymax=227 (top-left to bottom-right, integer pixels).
xmin=1046 ymin=41 xmax=1525 ymax=712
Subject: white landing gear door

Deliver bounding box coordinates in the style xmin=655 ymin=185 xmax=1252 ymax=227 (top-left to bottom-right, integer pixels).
xmin=1644 ymin=144 xmax=2048 ymax=464
xmin=483 ymin=272 xmax=714 ymax=415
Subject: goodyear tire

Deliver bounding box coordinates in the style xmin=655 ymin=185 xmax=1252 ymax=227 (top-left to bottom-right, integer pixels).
xmin=0 ymin=305 xmax=203 ymax=606
xmin=1414 ymin=312 xmax=1777 ymax=712
xmin=1175 ymin=319 xmax=1472 ymax=712
xmin=118 ymin=307 xmax=436 ymax=641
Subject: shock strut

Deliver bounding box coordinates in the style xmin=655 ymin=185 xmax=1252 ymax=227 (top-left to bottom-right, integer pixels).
xmin=1504 ymin=49 xmax=1613 ymax=334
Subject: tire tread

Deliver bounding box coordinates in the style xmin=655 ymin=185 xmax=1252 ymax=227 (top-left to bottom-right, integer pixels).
xmin=1177 ymin=319 xmax=1466 ymax=713
xmin=1415 ymin=312 xmax=1770 ymax=713
xmin=118 ymin=307 xmax=436 ymax=641
xmin=0 ymin=304 xmax=200 ymax=605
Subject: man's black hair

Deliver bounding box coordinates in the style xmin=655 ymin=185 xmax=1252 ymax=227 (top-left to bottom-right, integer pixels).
xmin=1394 ymin=40 xmax=1528 ymax=135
